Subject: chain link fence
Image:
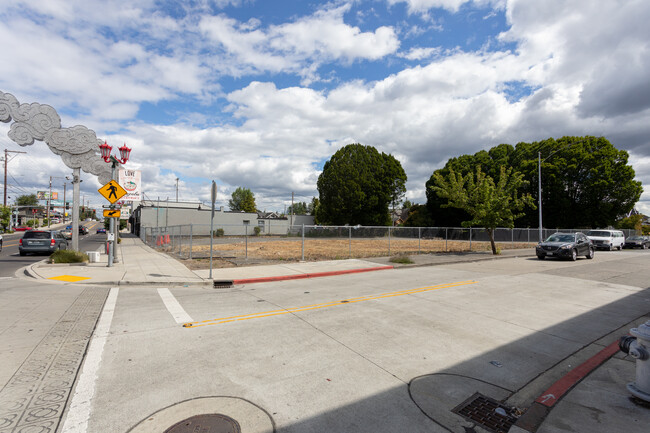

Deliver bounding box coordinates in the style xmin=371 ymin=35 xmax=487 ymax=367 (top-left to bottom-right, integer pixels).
xmin=141 ymin=224 xmax=636 ymax=262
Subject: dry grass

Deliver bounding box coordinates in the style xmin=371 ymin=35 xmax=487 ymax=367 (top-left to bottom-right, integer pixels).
xmin=181 ymin=237 xmax=535 ymax=263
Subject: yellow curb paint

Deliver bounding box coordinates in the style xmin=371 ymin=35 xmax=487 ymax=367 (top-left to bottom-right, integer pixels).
xmin=48 ymin=275 xmax=91 ymax=282
xmin=184 ymin=279 xmax=478 ymax=329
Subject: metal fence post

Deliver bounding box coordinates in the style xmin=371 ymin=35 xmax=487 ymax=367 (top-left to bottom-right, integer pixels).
xmin=527 ymin=228 xmax=530 ymax=243
xmin=189 ymin=224 xmax=193 ymax=260
xmin=511 ymin=228 xmax=514 ymax=243
xmin=418 ymin=227 xmax=421 ymax=254
xmin=179 ymin=225 xmax=182 ymax=255
xmin=301 ymin=224 xmax=305 ymax=261
xmin=245 ymin=224 xmax=248 ymax=260
xmin=388 ymin=226 xmax=391 ymax=256
xmin=469 ymin=227 xmax=472 ymax=251
xmin=445 ymin=227 xmax=448 ymax=252
xmin=349 ymin=226 xmax=352 ymax=258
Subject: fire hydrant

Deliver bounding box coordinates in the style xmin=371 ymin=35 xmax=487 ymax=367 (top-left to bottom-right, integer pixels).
xmin=619 ymin=320 xmax=650 ymax=402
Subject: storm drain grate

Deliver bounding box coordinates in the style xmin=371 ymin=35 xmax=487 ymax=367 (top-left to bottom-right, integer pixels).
xmin=213 ymin=280 xmax=234 ymax=288
xmin=452 ymin=393 xmax=517 ymax=433
xmin=164 ymin=413 xmax=241 ymax=433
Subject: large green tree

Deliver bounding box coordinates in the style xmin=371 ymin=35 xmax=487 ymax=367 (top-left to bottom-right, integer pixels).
xmin=16 ymin=194 xmax=39 ymax=206
xmin=317 ymin=143 xmax=407 ymax=226
xmin=228 ymin=187 xmax=257 ymax=212
xmin=425 ymin=136 xmax=643 ymax=228
xmin=0 ymin=205 xmax=11 ymax=231
xmin=432 ymin=166 xmax=535 ymax=254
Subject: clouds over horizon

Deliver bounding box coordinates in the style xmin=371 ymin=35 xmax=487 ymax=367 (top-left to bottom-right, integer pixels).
xmin=1 ymin=0 xmax=649 ymax=215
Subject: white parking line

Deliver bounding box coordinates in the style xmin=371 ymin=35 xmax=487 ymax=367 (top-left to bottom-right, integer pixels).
xmin=157 ymin=288 xmax=193 ymax=324
xmin=60 ymin=287 xmax=119 ymax=433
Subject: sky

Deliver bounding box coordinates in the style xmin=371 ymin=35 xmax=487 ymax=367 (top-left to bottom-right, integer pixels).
xmin=1 ymin=0 xmax=649 ymax=218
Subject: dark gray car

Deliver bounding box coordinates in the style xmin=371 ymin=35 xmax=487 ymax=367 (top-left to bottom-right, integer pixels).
xmin=19 ymin=230 xmax=68 ymax=256
xmin=536 ymin=232 xmax=594 ymax=261
xmin=622 ymin=235 xmax=650 ymax=249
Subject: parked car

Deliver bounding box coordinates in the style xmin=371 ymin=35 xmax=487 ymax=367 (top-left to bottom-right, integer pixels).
xmin=19 ymin=230 xmax=68 ymax=256
xmin=586 ymin=229 xmax=625 ymax=251
xmin=96 ymin=227 xmax=106 ymax=234
xmin=536 ymin=232 xmax=594 ymax=261
xmin=0 ymin=233 xmax=3 ymax=252
xmin=14 ymin=226 xmax=32 ymax=232
xmin=622 ymin=235 xmax=650 ymax=249
xmin=60 ymin=228 xmax=73 ymax=240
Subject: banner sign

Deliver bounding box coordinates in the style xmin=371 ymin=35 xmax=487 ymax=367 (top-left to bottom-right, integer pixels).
xmin=119 ymin=169 xmax=141 ymax=202
xmin=37 ymin=191 xmax=58 ymax=200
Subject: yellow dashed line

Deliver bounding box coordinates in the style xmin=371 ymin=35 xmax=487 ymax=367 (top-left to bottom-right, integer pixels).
xmin=183 ymin=280 xmax=477 ymax=328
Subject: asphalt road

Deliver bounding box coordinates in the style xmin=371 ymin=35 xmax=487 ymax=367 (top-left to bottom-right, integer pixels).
xmin=0 ymin=221 xmax=105 ymax=277
xmin=73 ymin=249 xmax=650 ymax=433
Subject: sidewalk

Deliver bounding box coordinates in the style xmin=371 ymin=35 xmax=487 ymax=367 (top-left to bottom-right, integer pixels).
xmin=17 ymin=234 xmax=650 ymax=433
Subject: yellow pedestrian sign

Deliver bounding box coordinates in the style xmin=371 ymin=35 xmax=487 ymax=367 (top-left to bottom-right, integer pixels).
xmin=103 ymin=209 xmax=121 ymax=218
xmin=98 ymin=180 xmax=127 ymax=204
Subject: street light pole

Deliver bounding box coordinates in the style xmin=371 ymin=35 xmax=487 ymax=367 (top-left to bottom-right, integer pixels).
xmin=47 ymin=176 xmax=52 ymax=228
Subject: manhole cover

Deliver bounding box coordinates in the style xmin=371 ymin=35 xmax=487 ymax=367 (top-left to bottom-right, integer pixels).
xmin=452 ymin=393 xmax=517 ymax=433
xmin=164 ymin=414 xmax=241 ymax=433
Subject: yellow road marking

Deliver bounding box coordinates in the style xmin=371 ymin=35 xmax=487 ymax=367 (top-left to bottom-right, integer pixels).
xmin=48 ymin=275 xmax=91 ymax=282
xmin=183 ymin=280 xmax=477 ymax=328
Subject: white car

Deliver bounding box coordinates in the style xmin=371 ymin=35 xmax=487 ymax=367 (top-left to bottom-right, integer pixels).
xmin=586 ymin=229 xmax=625 ymax=251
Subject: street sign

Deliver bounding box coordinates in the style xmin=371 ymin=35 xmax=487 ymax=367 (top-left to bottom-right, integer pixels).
xmin=103 ymin=209 xmax=121 ymax=218
xmin=102 ymin=204 xmax=122 ymax=209
xmin=98 ymin=180 xmax=127 ymax=204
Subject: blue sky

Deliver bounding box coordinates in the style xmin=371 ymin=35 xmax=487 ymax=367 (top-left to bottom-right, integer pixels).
xmin=1 ymin=0 xmax=649 ymax=216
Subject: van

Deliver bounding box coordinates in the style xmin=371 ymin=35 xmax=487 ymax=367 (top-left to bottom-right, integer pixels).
xmin=585 ymin=229 xmax=625 ymax=251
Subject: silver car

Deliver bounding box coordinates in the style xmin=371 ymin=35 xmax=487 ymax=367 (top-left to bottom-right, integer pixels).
xmin=19 ymin=230 xmax=68 ymax=256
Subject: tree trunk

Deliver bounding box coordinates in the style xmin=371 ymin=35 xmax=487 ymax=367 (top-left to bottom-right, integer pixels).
xmin=487 ymin=228 xmax=498 ymax=255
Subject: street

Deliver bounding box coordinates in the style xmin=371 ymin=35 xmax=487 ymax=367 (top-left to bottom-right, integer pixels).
xmin=58 ymin=249 xmax=649 ymax=432
xmin=0 ymin=222 xmax=103 ymax=277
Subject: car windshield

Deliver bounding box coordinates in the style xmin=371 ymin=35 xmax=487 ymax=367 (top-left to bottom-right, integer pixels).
xmin=23 ymin=231 xmax=51 ymax=239
xmin=586 ymin=231 xmax=611 ymax=237
xmin=628 ymin=236 xmax=643 ymax=240
xmin=545 ymin=234 xmax=575 ymax=243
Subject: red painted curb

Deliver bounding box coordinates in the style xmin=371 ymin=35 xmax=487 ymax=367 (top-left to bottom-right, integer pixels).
xmin=535 ymin=340 xmax=620 ymax=407
xmin=232 ymin=265 xmax=394 ymax=285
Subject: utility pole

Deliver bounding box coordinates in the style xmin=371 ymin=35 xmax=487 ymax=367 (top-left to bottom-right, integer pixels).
xmin=63 ymin=182 xmax=67 ymax=224
xmin=3 ymin=149 xmax=27 ymax=206
xmin=291 ymin=191 xmax=294 ymax=228
xmin=47 ymin=176 xmax=52 ymax=228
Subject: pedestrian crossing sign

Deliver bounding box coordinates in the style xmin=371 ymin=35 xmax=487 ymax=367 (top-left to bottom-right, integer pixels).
xmin=99 ymin=180 xmax=127 ymax=204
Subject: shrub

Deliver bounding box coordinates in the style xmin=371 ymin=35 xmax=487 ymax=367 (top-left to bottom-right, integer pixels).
xmin=389 ymin=254 xmax=414 ymax=265
xmin=26 ymin=219 xmax=37 ymax=227
xmin=253 ymin=226 xmax=261 ymax=236
xmin=213 ymin=228 xmax=224 ymax=237
xmin=50 ymin=250 xmax=89 ymax=264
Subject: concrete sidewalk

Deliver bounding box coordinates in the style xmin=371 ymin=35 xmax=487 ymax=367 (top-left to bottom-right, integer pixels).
xmin=16 ymin=234 xmax=650 ymax=433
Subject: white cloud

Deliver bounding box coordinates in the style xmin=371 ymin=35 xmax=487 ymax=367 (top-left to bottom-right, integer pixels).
xmin=398 ymin=46 xmax=441 ymax=60
xmin=387 ymin=0 xmax=505 ymax=14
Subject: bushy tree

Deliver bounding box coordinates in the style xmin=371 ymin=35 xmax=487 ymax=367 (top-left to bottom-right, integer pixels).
xmin=316 ymin=144 xmax=407 ymax=226
xmin=403 ymin=204 xmax=435 ymax=227
xmin=431 ymin=166 xmax=535 ymax=254
xmin=16 ymin=194 xmax=39 ymax=206
xmin=426 ymin=136 xmax=643 ymax=228
xmin=288 ymin=202 xmax=308 ymax=215
xmin=229 ymin=187 xmax=257 ymax=212
xmin=0 ymin=205 xmax=11 ymax=231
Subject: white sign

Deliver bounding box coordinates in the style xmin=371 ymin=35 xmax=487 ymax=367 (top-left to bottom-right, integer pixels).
xmin=120 ymin=208 xmax=131 ymax=220
xmin=107 ymin=233 xmax=115 ymax=241
xmin=118 ymin=169 xmax=141 ymax=201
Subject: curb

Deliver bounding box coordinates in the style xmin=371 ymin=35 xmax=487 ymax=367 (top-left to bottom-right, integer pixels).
xmin=231 ymin=265 xmax=394 ymax=285
xmin=514 ymin=340 xmax=621 ymax=432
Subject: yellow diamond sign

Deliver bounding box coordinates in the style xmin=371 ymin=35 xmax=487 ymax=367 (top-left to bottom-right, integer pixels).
xmin=99 ymin=180 xmax=127 ymax=204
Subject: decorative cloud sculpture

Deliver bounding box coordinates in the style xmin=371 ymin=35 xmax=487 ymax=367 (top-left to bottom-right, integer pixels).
xmin=0 ymin=91 xmax=113 ymax=184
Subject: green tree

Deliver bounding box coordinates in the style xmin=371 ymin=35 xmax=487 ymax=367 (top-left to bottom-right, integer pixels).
xmin=616 ymin=214 xmax=643 ymax=233
xmin=288 ymin=202 xmax=308 ymax=215
xmin=229 ymin=187 xmax=257 ymax=212
xmin=16 ymin=194 xmax=39 ymax=206
xmin=432 ymin=166 xmax=535 ymax=254
xmin=426 ymin=136 xmax=643 ymax=229
xmin=402 ymin=200 xmax=413 ymax=209
xmin=0 ymin=205 xmax=11 ymax=231
xmin=316 ymin=143 xmax=407 ymax=226
xmin=403 ymin=204 xmax=435 ymax=227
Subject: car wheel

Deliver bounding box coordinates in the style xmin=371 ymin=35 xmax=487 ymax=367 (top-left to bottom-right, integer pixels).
xmin=609 ymin=244 xmax=613 ymax=251
xmin=644 ymin=244 xmax=648 ymax=250
xmin=537 ymin=254 xmax=545 ymax=260
xmin=617 ymin=244 xmax=622 ymax=250
xmin=586 ymin=248 xmax=594 ymax=259
xmin=571 ymin=249 xmax=577 ymax=261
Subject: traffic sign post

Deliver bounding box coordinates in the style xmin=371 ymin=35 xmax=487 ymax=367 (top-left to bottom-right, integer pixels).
xmin=99 ymin=179 xmax=128 ymax=267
